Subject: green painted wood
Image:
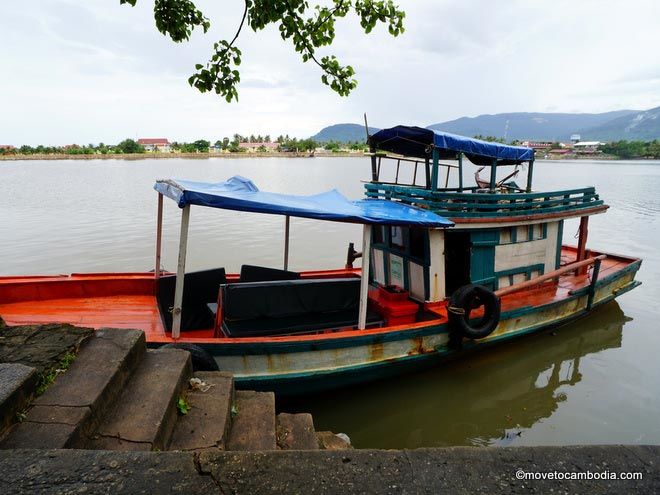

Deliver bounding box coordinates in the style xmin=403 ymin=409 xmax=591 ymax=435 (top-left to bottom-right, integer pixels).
xmin=555 ymin=220 xmax=564 ymax=269
xmin=470 ymin=230 xmax=497 ymax=289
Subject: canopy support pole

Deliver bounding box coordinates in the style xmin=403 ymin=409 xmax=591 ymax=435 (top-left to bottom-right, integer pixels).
xmin=576 ymin=216 xmax=589 ymax=276
xmin=424 ymin=157 xmax=431 ymax=189
xmin=489 ymin=159 xmax=497 ymax=192
xmin=431 ymin=148 xmax=440 ymax=190
xmin=358 ymin=224 xmax=372 ymax=330
xmin=155 ymin=192 xmax=163 ymax=281
xmin=457 ymin=152 xmax=464 ymax=192
xmin=284 ymin=215 xmax=290 ymax=270
xmin=526 ymin=159 xmax=535 ymax=192
xmin=172 ymin=205 xmax=191 ymax=340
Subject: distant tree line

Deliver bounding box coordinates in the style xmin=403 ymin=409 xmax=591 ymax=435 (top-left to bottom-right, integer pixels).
xmin=598 ymin=140 xmax=660 ymax=159
xmin=1 ymin=136 xmax=370 ymax=155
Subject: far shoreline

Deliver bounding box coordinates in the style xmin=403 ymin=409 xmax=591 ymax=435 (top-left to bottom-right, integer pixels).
xmin=0 ymin=151 xmax=365 ymax=161
xmin=1 ymin=152 xmax=656 ymax=162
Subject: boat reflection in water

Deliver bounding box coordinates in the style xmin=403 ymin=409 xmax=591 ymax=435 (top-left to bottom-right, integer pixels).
xmin=285 ymin=302 xmax=629 ymax=448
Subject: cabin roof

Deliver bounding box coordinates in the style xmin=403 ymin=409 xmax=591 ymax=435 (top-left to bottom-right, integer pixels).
xmin=154 ymin=175 xmax=454 ymax=227
xmin=369 ymin=126 xmax=534 ymax=165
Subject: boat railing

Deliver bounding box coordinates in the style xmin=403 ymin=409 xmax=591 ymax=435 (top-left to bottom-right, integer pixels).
xmin=495 ymin=255 xmax=606 ymax=305
xmin=364 ymin=183 xmax=603 ymax=218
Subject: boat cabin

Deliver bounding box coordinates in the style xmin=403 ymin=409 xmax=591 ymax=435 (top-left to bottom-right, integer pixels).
xmin=365 ymin=126 xmax=607 ymax=302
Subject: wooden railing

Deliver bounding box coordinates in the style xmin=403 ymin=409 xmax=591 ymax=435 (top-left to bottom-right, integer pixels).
xmin=364 ymin=183 xmax=603 ymax=218
xmin=494 ymin=255 xmax=606 ymax=298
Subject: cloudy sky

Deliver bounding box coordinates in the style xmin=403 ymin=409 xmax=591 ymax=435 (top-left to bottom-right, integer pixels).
xmin=1 ymin=0 xmax=659 ymax=145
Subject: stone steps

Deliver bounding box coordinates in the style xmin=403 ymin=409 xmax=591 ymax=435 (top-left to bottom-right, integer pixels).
xmin=168 ymin=371 xmax=234 ymax=452
xmin=0 ymin=363 xmax=37 ymax=437
xmin=0 ymin=323 xmax=346 ymax=453
xmin=226 ymin=390 xmax=277 ymax=451
xmin=0 ymin=328 xmax=144 ymax=449
xmin=88 ymin=348 xmax=191 ymax=451
xmin=276 ymin=413 xmax=319 ymax=450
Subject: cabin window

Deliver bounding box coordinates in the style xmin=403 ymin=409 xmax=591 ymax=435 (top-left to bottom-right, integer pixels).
xmin=390 ymin=226 xmax=406 ymax=251
xmin=373 ymin=226 xmax=385 ymax=245
xmin=500 ymin=227 xmax=514 ymax=244
xmin=531 ymin=223 xmax=546 ymax=240
xmin=409 ymin=227 xmax=426 ymax=259
xmin=372 ymin=249 xmax=386 ymax=285
xmin=516 ymin=226 xmax=528 ymax=243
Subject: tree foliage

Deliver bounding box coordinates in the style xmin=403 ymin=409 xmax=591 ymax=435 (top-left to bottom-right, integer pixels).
xmin=120 ymin=0 xmax=405 ymax=102
xmin=599 ymin=140 xmax=660 ymax=159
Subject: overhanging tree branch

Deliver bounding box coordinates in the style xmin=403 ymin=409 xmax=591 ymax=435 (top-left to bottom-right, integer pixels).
xmin=120 ymin=0 xmax=405 ymax=102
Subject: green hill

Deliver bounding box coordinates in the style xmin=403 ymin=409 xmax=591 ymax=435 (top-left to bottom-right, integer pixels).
xmin=426 ymin=110 xmax=638 ymax=141
xmin=580 ymin=106 xmax=660 ymax=141
xmin=312 ymin=123 xmax=379 ymax=143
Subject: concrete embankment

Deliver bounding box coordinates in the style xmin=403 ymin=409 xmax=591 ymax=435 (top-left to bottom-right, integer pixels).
xmin=0 ymin=446 xmax=658 ymax=494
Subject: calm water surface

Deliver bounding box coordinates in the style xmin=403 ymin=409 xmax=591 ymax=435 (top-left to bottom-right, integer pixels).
xmin=2 ymin=157 xmax=659 ymax=448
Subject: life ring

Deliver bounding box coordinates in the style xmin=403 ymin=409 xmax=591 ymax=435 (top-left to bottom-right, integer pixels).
xmin=161 ymin=343 xmax=219 ymax=372
xmin=448 ymin=284 xmax=501 ymax=340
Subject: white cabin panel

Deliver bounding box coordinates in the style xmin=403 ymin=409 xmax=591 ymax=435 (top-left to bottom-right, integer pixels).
xmin=409 ymin=261 xmax=425 ymax=302
xmin=428 ymin=229 xmax=446 ymax=302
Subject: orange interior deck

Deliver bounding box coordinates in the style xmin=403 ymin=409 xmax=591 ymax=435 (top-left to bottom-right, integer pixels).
xmin=0 ymin=247 xmax=638 ymax=344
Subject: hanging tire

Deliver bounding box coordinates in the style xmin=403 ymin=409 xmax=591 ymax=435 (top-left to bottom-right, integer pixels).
xmin=161 ymin=343 xmax=219 ymax=372
xmin=448 ymin=284 xmax=501 ymax=340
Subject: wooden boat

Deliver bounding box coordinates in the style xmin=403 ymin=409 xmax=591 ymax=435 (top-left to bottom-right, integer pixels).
xmin=0 ymin=127 xmax=641 ymax=394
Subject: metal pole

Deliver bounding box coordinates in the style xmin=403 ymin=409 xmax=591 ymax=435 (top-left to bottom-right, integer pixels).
xmin=155 ymin=192 xmax=163 ymax=280
xmin=457 ymin=153 xmax=464 ymax=191
xmin=358 ymin=224 xmax=372 ymax=330
xmin=431 ymin=148 xmax=440 ymax=190
xmin=489 ymin=159 xmax=497 ymax=192
xmin=284 ymin=215 xmax=290 ymax=270
xmin=172 ymin=205 xmax=191 ymax=339
xmin=526 ymin=159 xmax=535 ymax=192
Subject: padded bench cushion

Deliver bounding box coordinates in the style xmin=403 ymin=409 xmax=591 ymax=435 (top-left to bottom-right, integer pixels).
xmin=158 ymin=268 xmax=227 ymax=331
xmin=239 ymin=264 xmax=300 ymax=283
xmin=222 ymin=278 xmax=361 ymax=322
xmin=222 ymin=309 xmax=383 ymax=338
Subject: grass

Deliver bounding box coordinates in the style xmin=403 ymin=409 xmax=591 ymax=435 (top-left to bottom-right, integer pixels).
xmin=176 ymin=397 xmax=190 ymax=416
xmin=35 ymin=351 xmax=77 ymax=396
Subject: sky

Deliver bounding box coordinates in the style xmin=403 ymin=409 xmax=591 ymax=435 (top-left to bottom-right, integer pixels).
xmin=1 ymin=0 xmax=659 ymax=145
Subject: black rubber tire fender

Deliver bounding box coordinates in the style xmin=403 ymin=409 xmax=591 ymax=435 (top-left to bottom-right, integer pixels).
xmin=161 ymin=343 xmax=219 ymax=372
xmin=448 ymin=284 xmax=501 ymax=340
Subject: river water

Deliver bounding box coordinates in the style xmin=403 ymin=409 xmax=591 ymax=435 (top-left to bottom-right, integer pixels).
xmin=2 ymin=157 xmax=659 ymax=448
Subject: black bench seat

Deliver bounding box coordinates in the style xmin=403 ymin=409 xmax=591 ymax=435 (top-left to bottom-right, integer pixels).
xmin=216 ymin=278 xmax=384 ymax=338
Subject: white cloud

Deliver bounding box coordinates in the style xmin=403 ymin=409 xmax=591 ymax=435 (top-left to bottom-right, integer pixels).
xmin=1 ymin=0 xmax=659 ymax=145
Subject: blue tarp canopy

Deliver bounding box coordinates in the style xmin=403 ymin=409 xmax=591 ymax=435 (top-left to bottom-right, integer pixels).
xmin=154 ymin=176 xmax=454 ymax=227
xmin=369 ymin=125 xmax=534 ymax=165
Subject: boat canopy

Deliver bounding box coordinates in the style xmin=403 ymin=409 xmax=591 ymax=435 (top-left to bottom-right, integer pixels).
xmin=154 ymin=176 xmax=454 ymax=227
xmin=369 ymin=125 xmax=534 ymax=165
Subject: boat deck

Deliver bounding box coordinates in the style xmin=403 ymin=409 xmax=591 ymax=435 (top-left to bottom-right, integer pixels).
xmin=0 ymin=247 xmax=638 ymax=344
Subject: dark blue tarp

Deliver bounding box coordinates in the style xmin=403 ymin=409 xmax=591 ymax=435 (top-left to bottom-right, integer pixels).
xmin=369 ymin=125 xmax=534 ymax=164
xmin=154 ymin=176 xmax=453 ymax=227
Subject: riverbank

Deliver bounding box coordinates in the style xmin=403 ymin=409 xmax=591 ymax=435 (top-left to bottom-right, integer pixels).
xmin=0 ymin=151 xmax=364 ymax=161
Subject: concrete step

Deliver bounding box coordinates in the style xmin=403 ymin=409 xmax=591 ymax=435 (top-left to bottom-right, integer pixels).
xmin=0 ymin=363 xmax=38 ymax=437
xmin=226 ymin=390 xmax=276 ymax=451
xmin=316 ymin=431 xmax=353 ymax=450
xmin=168 ymin=371 xmax=234 ymax=452
xmin=0 ymin=328 xmax=145 ymax=449
xmin=89 ymin=348 xmax=191 ymax=451
xmin=276 ymin=413 xmax=319 ymax=450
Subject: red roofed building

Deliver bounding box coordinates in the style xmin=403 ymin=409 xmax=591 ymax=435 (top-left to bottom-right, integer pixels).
xmin=137 ymin=138 xmax=171 ymax=153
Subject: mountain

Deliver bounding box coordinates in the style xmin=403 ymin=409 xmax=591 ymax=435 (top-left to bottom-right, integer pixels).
xmin=312 ymin=123 xmax=379 ymax=143
xmin=426 ymin=110 xmax=639 ymax=142
xmin=579 ymin=106 xmax=660 ymax=141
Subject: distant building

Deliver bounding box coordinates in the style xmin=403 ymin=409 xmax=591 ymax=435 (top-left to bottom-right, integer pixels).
xmin=523 ymin=141 xmax=553 ymax=150
xmin=137 ymin=138 xmax=171 ymax=152
xmin=573 ymin=141 xmax=603 ymax=153
xmin=0 ymin=145 xmax=15 ymax=151
xmin=570 ymin=134 xmax=581 ymax=143
xmin=238 ymin=142 xmax=279 ymax=152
